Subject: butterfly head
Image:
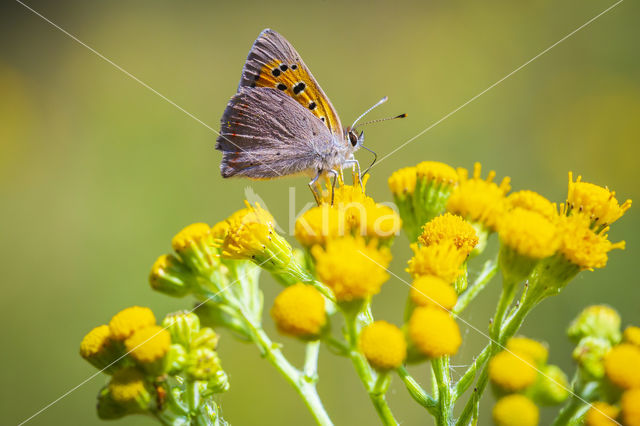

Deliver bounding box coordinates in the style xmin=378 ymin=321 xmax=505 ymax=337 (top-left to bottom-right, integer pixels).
xmin=347 ymin=129 xmax=365 ymax=149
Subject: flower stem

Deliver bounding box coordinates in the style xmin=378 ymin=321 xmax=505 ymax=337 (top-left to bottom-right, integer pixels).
xmin=453 ymin=258 xmax=498 ymax=314
xmin=432 ymin=357 xmax=454 ymax=426
xmin=396 ymin=366 xmax=438 ymax=415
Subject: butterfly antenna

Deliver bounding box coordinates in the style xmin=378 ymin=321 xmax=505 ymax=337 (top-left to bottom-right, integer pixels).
xmin=350 ymin=96 xmax=389 ymax=129
xmin=354 ymin=113 xmax=407 ymax=130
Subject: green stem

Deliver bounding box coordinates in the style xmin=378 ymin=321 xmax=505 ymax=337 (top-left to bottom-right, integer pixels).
xmin=453 ymin=259 xmax=498 ymax=314
xmin=454 ymin=345 xmax=490 ymax=399
xmin=304 ymin=341 xmax=320 ymax=381
xmin=396 ymin=366 xmax=438 ymax=415
xmin=432 ymin=357 xmax=453 ymax=426
xmin=238 ymin=306 xmax=333 ymax=426
xmin=370 ymin=373 xmax=398 ymax=426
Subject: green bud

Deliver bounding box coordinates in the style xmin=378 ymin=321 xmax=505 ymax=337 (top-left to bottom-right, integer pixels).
xmin=101 ymin=367 xmax=152 ymax=417
xmin=149 ymin=254 xmax=197 ymax=297
xmin=165 ymin=344 xmax=187 ymax=374
xmin=96 ymin=386 xmax=128 ymax=420
xmin=162 ymin=311 xmax=201 ymax=348
xmin=572 ymin=336 xmax=611 ymax=379
xmin=192 ymin=327 xmax=220 ymax=350
xmin=186 ymin=347 xmax=226 ymax=386
xmin=568 ymin=305 xmax=622 ymax=344
xmin=528 ymin=364 xmax=570 ymax=406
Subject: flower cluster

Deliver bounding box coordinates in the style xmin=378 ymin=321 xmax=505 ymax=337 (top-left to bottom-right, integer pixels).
xmin=80 ymin=308 xmax=227 ymax=422
xmin=568 ymin=306 xmax=640 ymax=426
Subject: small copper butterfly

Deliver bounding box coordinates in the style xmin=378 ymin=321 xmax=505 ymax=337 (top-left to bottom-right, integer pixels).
xmin=216 ymin=29 xmax=403 ymax=202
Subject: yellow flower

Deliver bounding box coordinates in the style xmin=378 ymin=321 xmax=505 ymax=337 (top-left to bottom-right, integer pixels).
xmin=624 ymin=326 xmax=640 ymax=347
xmin=409 ymin=275 xmax=458 ymax=311
xmin=271 ymin=284 xmax=326 ymax=338
xmin=407 ymin=241 xmax=467 ymax=283
xmin=446 ymin=162 xmax=510 ymax=231
xmin=566 ymin=172 xmax=631 ymax=228
xmin=125 ymin=325 xmax=171 ymax=364
xmin=585 ymin=402 xmax=620 ymax=426
xmin=80 ymin=325 xmax=113 ymax=359
xmin=416 ymin=161 xmax=458 ymax=185
xmin=362 ymin=203 xmax=402 ymax=239
xmin=149 ymin=254 xmax=193 ymax=297
xmin=507 ymin=190 xmax=557 ymax=222
xmin=211 ymin=220 xmax=230 ymax=240
xmin=489 ymin=350 xmax=537 ymax=392
xmin=109 ymin=306 xmax=156 ymax=341
xmin=492 ymin=395 xmax=539 ymax=426
xmin=558 ymin=215 xmax=625 ymax=270
xmin=418 ymin=213 xmax=478 ymax=256
xmin=388 ymin=166 xmax=417 ymax=196
xmin=506 ymin=336 xmax=548 ymax=365
xmin=226 ymin=202 xmax=275 ymax=226
xmin=359 ymin=321 xmax=407 ymax=370
xmin=622 ymin=388 xmax=640 ymax=426
xmin=172 ymin=223 xmax=212 ymax=251
xmin=498 ymin=207 xmax=559 ymax=259
xmin=108 ymin=367 xmax=150 ymax=405
xmin=295 ymin=204 xmax=347 ymax=247
xmin=408 ymin=307 xmax=461 ymax=358
xmin=604 ymin=343 xmax=640 ymax=389
xmin=319 ymin=173 xmax=370 ymax=206
xmin=312 ymin=236 xmax=391 ymax=301
xmin=171 ymin=222 xmax=219 ymax=272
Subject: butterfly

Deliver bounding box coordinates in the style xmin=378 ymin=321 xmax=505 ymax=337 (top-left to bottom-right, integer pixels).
xmin=216 ymin=29 xmax=402 ymax=202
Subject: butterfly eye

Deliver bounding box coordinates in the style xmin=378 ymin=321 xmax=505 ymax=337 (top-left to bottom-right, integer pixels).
xmin=348 ymin=131 xmax=358 ymax=147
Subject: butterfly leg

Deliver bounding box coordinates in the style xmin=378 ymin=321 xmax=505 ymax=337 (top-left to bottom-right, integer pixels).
xmin=343 ymin=157 xmax=363 ymax=190
xmin=327 ymin=169 xmax=339 ymax=206
xmin=308 ymin=169 xmax=323 ymax=205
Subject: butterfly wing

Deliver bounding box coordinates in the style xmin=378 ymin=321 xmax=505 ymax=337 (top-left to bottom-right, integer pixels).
xmin=238 ymin=29 xmax=343 ymax=137
xmin=216 ymin=87 xmax=334 ymax=178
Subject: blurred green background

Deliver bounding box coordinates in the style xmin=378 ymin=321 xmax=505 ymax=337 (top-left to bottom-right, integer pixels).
xmin=1 ymin=0 xmax=638 ymax=424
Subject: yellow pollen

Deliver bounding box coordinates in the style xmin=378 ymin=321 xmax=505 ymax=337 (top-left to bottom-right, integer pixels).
xmin=558 ymin=215 xmax=625 ymax=270
xmin=226 ymin=201 xmax=275 ymax=227
xmin=109 ymin=306 xmax=156 ymax=341
xmin=362 ymin=203 xmax=402 ymax=239
xmin=410 ymin=275 xmax=458 ymax=310
xmin=498 ymin=207 xmax=560 ymax=259
xmin=271 ymin=284 xmax=326 ymax=337
xmin=585 ymin=402 xmax=620 ymax=426
xmin=295 ymin=205 xmax=347 ymax=247
xmin=446 ymin=162 xmax=510 ymax=231
xmin=388 ymin=166 xmax=417 ymax=196
xmin=419 ymin=213 xmax=478 ymax=256
xmin=416 ymin=161 xmax=458 ymax=184
xmin=604 ymin=343 xmax=640 ymax=389
xmin=408 ymin=307 xmax=461 ymax=358
xmin=359 ymin=321 xmax=407 ymax=370
xmin=407 ymin=241 xmax=467 ymax=283
xmin=492 ymin=395 xmax=539 ymax=426
xmin=506 ymin=336 xmax=548 ymax=365
xmin=507 ymin=190 xmax=558 ymax=221
xmin=312 ymin=236 xmax=391 ymax=301
xmin=125 ymin=325 xmax=171 ymax=363
xmin=566 ymin=172 xmax=631 ymax=227
xmin=489 ymin=350 xmax=537 ymax=392
xmin=108 ymin=367 xmax=148 ymax=403
xmin=171 ymin=223 xmax=212 ymax=251
xmin=211 ymin=220 xmax=230 ymax=240
xmin=624 ymin=326 xmax=640 ymax=347
xmin=80 ymin=325 xmax=112 ymax=358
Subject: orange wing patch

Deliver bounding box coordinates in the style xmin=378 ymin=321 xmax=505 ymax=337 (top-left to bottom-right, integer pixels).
xmin=252 ymin=60 xmax=341 ymax=135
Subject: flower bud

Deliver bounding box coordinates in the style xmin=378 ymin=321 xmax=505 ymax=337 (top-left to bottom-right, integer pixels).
xmin=572 ymin=336 xmax=611 ymax=379
xmin=528 ymin=364 xmax=569 ymax=406
xmin=124 ymin=326 xmax=171 ymax=375
xmin=101 ymin=367 xmax=152 ymax=417
xmin=165 ymin=343 xmax=187 ymax=374
xmin=568 ymin=305 xmax=622 ymax=344
xmin=191 ymin=327 xmax=220 ymax=350
xmin=79 ymin=325 xmax=124 ymax=373
xmin=493 ymin=395 xmax=538 ymax=426
xmin=149 ymin=254 xmax=196 ymax=297
xmin=271 ymin=283 xmax=327 ymax=339
xmin=359 ymin=321 xmax=407 ymax=370
xmin=186 ymin=347 xmax=226 ymax=386
xmin=172 ymin=223 xmax=219 ymax=274
xmin=162 ymin=311 xmax=201 ymax=349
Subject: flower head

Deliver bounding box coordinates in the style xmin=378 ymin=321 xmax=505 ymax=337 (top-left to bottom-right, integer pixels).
xmin=585 ymin=402 xmax=620 ymax=426
xmin=446 ymin=162 xmax=510 ymax=231
xmin=565 ymin=172 xmax=631 ymax=228
xmin=493 ymin=395 xmax=539 ymax=426
xmin=359 ymin=321 xmax=407 ymax=370
xmin=109 ymin=306 xmax=156 ymax=341
xmin=489 ymin=350 xmax=537 ymax=392
xmin=408 ymin=307 xmax=461 ymax=358
xmin=568 ymin=305 xmax=622 ymax=344
xmin=125 ymin=325 xmax=171 ymax=364
xmin=604 ymin=343 xmax=640 ymax=389
xmin=622 ymin=388 xmax=640 ymax=426
xmin=80 ymin=325 xmax=122 ymax=372
xmin=407 ymin=241 xmax=467 ymax=283
xmin=149 ymin=254 xmax=194 ymax=297
xmin=312 ymin=236 xmax=391 ymax=301
xmin=558 ymin=215 xmax=625 ymax=270
xmin=624 ymin=326 xmax=640 ymax=347
xmin=295 ymin=204 xmax=346 ymax=247
xmin=416 ymin=161 xmax=458 ymax=185
xmin=388 ymin=166 xmax=417 ymax=197
xmin=506 ymin=336 xmax=548 ymax=365
xmin=271 ymin=283 xmax=327 ymax=338
xmin=108 ymin=367 xmax=151 ymax=406
xmin=498 ymin=208 xmax=559 ymax=260
xmin=507 ymin=190 xmax=557 ymax=222
xmin=418 ymin=213 xmax=478 ymax=256
xmin=171 ymin=222 xmax=219 ymax=273
xmin=409 ymin=275 xmax=458 ymax=311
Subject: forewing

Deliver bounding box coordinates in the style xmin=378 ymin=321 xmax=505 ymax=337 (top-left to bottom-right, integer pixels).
xmin=216 ymin=87 xmax=333 ymax=179
xmin=238 ymin=29 xmax=343 ymax=136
